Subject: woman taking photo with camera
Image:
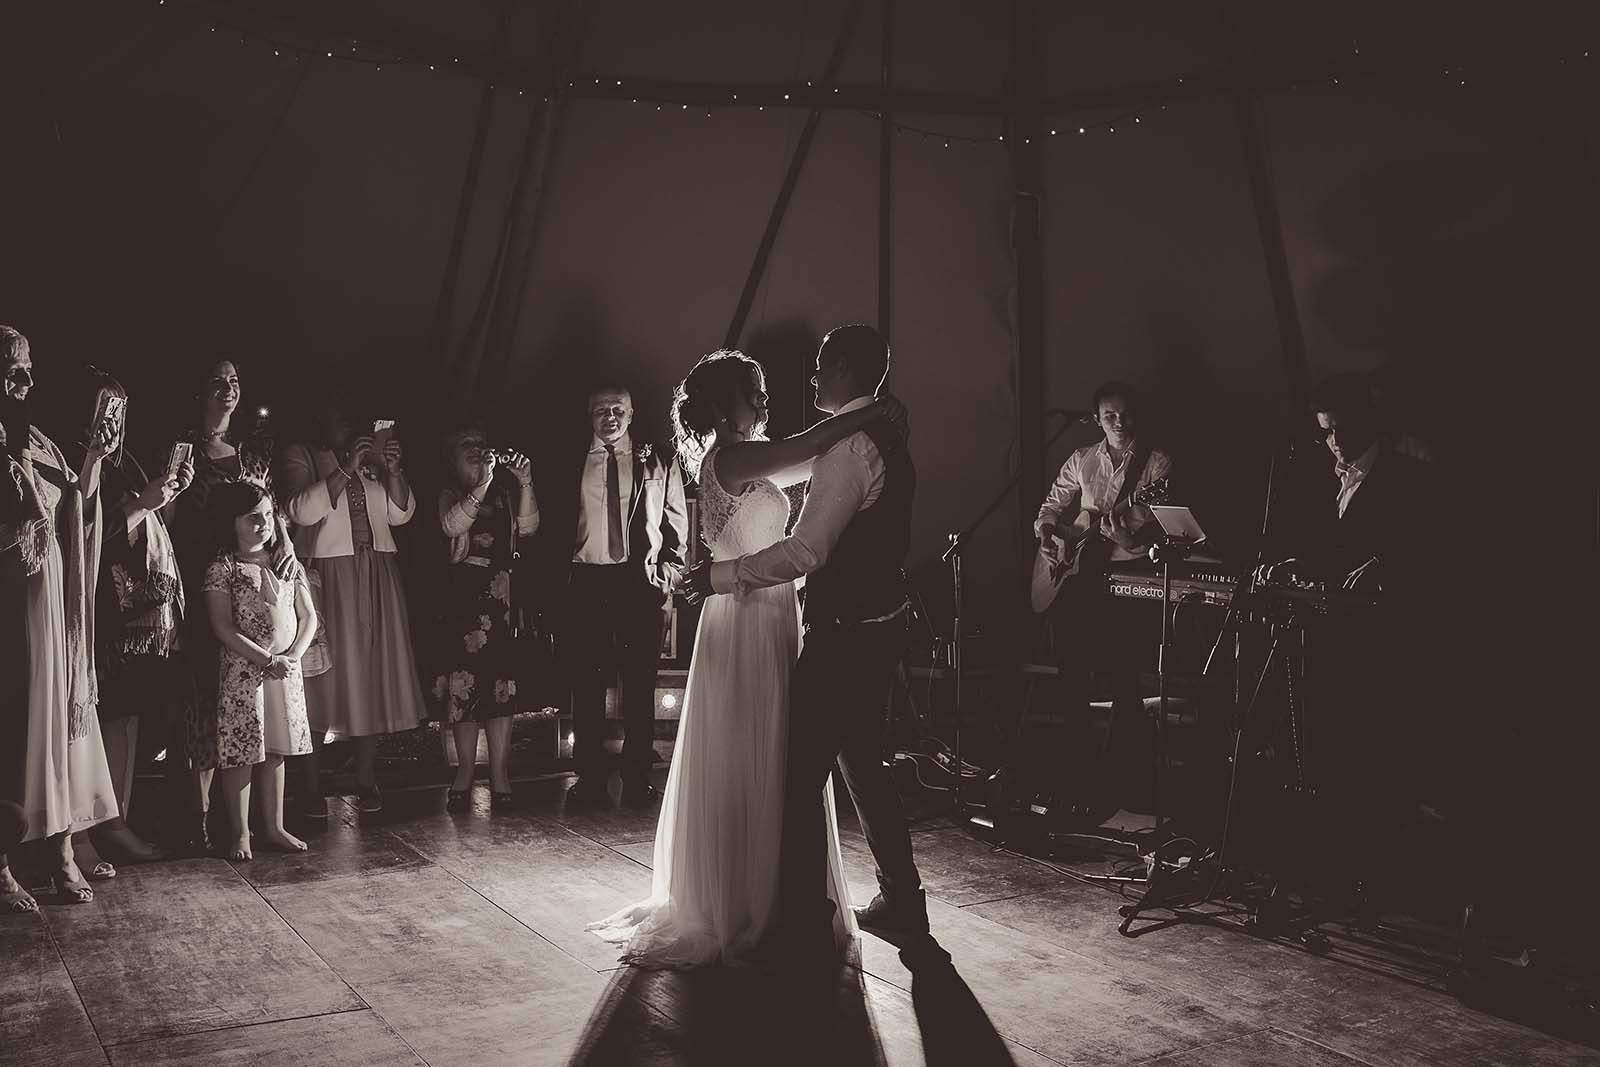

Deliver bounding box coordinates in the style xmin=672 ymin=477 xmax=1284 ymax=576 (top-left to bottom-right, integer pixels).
xmin=277 ymin=399 xmax=428 ymax=815
xmin=433 ymin=425 xmax=538 ymax=810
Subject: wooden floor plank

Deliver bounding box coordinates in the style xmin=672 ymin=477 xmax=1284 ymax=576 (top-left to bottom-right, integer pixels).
xmin=104 ymin=1008 xmax=422 ymax=1065
xmin=385 ymin=809 xmax=656 ymax=971
xmin=44 ymin=859 xmax=363 ymax=1045
xmin=261 ymin=864 xmax=636 ymax=1065
xmin=968 ymin=883 xmax=1600 ymax=1067
xmin=228 ymin=812 xmax=432 ymax=889
xmin=859 ymin=895 xmax=1253 ymax=1066
xmin=1136 ymin=1028 xmax=1374 ymax=1066
xmin=0 ymin=912 xmax=104 ymax=1067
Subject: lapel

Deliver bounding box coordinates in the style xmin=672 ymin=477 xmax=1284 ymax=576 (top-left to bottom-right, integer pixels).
xmin=628 ymin=446 xmax=649 ymax=524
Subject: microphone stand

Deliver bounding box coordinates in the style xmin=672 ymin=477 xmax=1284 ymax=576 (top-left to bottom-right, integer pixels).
xmin=942 ymin=412 xmax=1085 ymax=814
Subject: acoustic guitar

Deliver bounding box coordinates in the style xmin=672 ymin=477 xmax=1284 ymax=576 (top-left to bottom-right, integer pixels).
xmin=1029 ymin=476 xmax=1170 ymax=614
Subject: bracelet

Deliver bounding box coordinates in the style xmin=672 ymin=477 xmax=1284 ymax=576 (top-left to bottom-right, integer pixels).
xmin=464 ymin=492 xmax=483 ymax=509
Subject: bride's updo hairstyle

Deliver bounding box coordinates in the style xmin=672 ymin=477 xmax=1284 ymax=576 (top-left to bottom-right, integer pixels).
xmin=670 ymin=349 xmax=766 ymax=478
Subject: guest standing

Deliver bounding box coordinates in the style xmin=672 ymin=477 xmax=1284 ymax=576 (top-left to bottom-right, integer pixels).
xmin=163 ymin=357 xmax=290 ymax=853
xmin=67 ymin=368 xmax=193 ymax=865
xmin=277 ymin=401 xmax=428 ymax=815
xmin=0 ymin=324 xmax=118 ymax=907
xmin=200 ymin=481 xmax=314 ymax=860
xmin=549 ymin=385 xmax=688 ymax=807
xmin=433 ymin=427 xmax=539 ymax=809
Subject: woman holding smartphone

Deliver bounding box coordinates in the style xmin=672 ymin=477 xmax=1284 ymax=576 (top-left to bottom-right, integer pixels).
xmin=67 ymin=368 xmax=194 ymax=865
xmin=276 ymin=398 xmax=428 ymax=815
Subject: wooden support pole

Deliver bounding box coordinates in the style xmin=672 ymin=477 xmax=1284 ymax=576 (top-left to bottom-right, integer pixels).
xmin=1008 ymin=0 xmax=1046 ymax=535
xmin=426 ymin=0 xmax=514 ymax=376
xmin=878 ymin=0 xmax=894 ymax=346
xmin=723 ymin=0 xmax=867 ymax=350
xmin=1220 ymin=6 xmax=1310 ymax=415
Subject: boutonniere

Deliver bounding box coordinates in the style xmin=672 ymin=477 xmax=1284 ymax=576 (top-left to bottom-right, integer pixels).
xmin=635 ymin=444 xmax=653 ymax=464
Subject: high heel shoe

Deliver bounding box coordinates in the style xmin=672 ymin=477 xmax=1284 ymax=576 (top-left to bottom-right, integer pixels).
xmin=446 ymin=788 xmax=471 ymax=813
xmin=490 ymin=789 xmax=515 ymax=808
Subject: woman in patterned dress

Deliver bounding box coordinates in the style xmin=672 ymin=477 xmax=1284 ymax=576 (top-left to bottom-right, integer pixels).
xmin=433 ymin=426 xmax=538 ymax=809
xmin=199 ymin=481 xmax=314 ymax=861
xmin=163 ymin=358 xmax=290 ymax=853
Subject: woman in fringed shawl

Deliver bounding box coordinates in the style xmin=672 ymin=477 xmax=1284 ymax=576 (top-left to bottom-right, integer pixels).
xmin=67 ymin=368 xmax=194 ymax=865
xmin=0 ymin=325 xmax=118 ymax=910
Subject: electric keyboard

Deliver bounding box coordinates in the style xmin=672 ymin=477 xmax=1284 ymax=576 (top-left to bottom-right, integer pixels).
xmin=1104 ymin=564 xmax=1238 ymax=607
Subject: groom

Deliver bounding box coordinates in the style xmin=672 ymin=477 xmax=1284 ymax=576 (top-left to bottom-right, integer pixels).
xmin=686 ymin=324 xmax=928 ymax=952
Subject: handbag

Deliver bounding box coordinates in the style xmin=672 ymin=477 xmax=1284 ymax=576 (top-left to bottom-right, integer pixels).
xmin=300 ymin=565 xmax=333 ymax=678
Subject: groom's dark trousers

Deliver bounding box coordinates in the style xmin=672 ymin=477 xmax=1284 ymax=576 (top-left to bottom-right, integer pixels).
xmin=780 ymin=611 xmax=920 ymax=932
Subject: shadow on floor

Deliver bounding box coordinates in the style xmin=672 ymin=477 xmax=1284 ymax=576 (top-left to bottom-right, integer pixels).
xmin=569 ymin=956 xmax=891 ymax=1066
xmin=902 ymin=939 xmax=1021 ymax=1067
xmin=569 ymin=937 xmax=1020 ymax=1066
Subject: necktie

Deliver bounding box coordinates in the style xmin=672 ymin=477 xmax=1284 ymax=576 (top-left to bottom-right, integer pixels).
xmin=605 ymin=444 xmax=624 ymax=561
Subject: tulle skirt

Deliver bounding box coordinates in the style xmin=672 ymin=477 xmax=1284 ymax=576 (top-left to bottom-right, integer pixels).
xmin=588 ymin=580 xmax=856 ymax=966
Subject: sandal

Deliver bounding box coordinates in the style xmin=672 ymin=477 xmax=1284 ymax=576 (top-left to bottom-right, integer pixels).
xmin=51 ymin=871 xmax=94 ymax=904
xmin=446 ymin=789 xmax=471 ymax=813
xmin=1 ymin=871 xmax=38 ymax=914
xmin=83 ymin=861 xmax=116 ymax=881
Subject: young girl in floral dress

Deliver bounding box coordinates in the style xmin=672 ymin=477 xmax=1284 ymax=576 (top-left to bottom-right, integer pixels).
xmin=200 ymin=482 xmax=315 ymax=860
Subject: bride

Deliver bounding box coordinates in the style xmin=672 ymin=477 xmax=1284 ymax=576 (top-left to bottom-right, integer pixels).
xmin=588 ymin=350 xmax=901 ymax=967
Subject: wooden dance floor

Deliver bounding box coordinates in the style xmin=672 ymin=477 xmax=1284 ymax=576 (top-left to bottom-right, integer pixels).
xmin=4 ymin=773 xmax=1595 ymax=1066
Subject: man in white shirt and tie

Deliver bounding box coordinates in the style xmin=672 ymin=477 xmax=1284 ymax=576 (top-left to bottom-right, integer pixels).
xmin=565 ymin=384 xmax=688 ymax=807
xmin=687 ymin=325 xmax=929 ymax=952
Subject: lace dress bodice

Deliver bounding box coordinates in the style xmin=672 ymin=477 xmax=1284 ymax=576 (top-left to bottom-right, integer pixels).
xmin=698 ymin=447 xmax=790 ymax=561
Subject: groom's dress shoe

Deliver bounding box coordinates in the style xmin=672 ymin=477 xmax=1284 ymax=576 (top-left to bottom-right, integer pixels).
xmin=853 ymin=891 xmax=930 ymax=939
xmin=622 ymin=781 xmax=661 ymax=808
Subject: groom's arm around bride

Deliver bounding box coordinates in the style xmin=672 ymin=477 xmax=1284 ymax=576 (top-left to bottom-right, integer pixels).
xmin=685 ymin=324 xmax=932 ymax=948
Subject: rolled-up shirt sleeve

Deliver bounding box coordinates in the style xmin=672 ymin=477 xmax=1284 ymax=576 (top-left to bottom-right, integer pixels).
xmin=1034 ymin=453 xmax=1083 ymax=538
xmin=709 ymin=440 xmax=871 ymax=598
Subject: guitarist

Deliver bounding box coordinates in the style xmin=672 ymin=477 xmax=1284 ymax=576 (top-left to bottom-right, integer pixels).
xmin=1030 ymin=382 xmax=1173 ymax=801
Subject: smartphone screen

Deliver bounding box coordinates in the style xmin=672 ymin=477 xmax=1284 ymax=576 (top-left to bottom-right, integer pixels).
xmin=372 ymin=419 xmax=396 ymax=455
xmin=167 ymin=441 xmax=193 ymax=480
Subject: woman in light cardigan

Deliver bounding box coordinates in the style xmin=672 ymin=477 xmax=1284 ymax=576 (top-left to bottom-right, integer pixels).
xmin=276 ymin=403 xmax=428 ymax=815
xmin=434 ymin=425 xmax=538 ymax=809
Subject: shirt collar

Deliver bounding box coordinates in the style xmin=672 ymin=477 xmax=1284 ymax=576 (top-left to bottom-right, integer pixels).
xmin=835 ymin=395 xmax=875 ymax=416
xmin=590 ymin=433 xmax=633 ymax=455
xmin=1335 ymin=439 xmax=1381 ymax=480
xmin=1096 ymin=437 xmax=1139 ymax=465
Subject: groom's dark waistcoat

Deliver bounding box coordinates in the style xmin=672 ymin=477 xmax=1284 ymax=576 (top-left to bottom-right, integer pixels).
xmin=803 ymin=417 xmax=915 ymax=627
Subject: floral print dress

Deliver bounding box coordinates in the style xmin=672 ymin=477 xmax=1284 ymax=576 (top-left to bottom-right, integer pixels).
xmin=433 ymin=490 xmax=521 ymax=723
xmin=196 ymin=553 xmax=313 ymax=769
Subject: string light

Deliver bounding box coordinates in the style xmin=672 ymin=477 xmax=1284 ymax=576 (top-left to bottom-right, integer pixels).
xmin=170 ymin=14 xmax=1585 ymax=154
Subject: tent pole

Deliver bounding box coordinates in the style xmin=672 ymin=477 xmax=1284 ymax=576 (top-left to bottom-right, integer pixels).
xmin=1008 ymin=0 xmax=1046 ymax=534
xmin=427 ymin=0 xmax=515 ymax=384
xmin=723 ymin=0 xmax=868 ymax=350
xmin=1220 ymin=3 xmax=1310 ymax=415
xmin=877 ymin=0 xmax=894 ymax=349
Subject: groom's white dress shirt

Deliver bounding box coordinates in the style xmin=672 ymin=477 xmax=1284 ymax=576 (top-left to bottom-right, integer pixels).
xmin=709 ymin=396 xmax=883 ymax=599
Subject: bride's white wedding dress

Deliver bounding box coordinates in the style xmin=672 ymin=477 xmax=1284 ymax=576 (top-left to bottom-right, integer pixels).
xmin=587 ymin=446 xmax=856 ymax=966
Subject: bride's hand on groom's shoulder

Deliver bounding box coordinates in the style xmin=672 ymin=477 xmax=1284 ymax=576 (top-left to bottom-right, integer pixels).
xmin=875 ymin=393 xmax=910 ymax=441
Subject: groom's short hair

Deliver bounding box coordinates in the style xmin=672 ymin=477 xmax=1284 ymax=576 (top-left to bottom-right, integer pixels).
xmin=819 ymin=324 xmax=889 ymax=392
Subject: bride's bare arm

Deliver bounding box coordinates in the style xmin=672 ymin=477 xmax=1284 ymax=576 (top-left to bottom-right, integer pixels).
xmin=714 ymin=396 xmax=904 ymax=492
